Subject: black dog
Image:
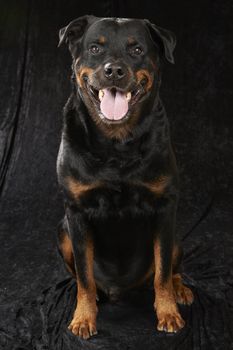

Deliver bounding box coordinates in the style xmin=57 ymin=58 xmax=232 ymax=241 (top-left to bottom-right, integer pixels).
xmin=57 ymin=15 xmax=193 ymax=339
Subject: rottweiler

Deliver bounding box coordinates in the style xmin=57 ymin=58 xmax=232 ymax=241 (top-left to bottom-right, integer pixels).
xmin=57 ymin=15 xmax=193 ymax=340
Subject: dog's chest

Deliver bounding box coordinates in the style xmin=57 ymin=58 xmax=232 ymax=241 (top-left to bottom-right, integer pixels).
xmin=79 ymin=181 xmax=159 ymax=219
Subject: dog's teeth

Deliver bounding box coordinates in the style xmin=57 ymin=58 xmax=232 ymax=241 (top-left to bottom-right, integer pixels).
xmin=126 ymin=92 xmax=131 ymax=101
xmin=98 ymin=90 xmax=104 ymax=101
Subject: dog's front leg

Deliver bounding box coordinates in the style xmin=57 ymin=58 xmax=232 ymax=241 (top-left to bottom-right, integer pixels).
xmin=154 ymin=200 xmax=185 ymax=333
xmin=66 ymin=206 xmax=98 ymax=339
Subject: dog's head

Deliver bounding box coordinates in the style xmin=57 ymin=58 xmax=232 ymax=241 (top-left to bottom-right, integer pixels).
xmin=59 ymin=16 xmax=175 ymax=132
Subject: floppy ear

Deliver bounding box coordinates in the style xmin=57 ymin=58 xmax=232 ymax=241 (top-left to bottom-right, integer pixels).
xmin=144 ymin=19 xmax=176 ymax=64
xmin=58 ymin=15 xmax=97 ymax=55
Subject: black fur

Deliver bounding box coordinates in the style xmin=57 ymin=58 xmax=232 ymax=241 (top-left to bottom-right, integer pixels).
xmin=57 ymin=16 xmax=180 ymax=296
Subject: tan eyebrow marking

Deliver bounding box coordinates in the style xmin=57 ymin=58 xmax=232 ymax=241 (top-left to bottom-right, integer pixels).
xmin=98 ymin=36 xmax=106 ymax=44
xmin=127 ymin=36 xmax=136 ymax=45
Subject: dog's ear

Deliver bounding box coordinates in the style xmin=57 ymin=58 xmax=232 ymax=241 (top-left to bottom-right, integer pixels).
xmin=58 ymin=15 xmax=97 ymax=55
xmin=144 ymin=19 xmax=176 ymax=64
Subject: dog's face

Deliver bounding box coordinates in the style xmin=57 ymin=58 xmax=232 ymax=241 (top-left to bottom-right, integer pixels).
xmin=59 ymin=16 xmax=176 ymax=128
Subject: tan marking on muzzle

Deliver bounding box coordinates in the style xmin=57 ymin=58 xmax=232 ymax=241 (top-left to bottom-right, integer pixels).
xmin=136 ymin=69 xmax=154 ymax=91
xmin=76 ymin=66 xmax=94 ymax=87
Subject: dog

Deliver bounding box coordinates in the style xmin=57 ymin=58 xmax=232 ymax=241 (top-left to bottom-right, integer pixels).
xmin=57 ymin=15 xmax=194 ymax=340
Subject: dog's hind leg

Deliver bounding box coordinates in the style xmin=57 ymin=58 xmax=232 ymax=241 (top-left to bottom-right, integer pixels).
xmin=153 ymin=201 xmax=186 ymax=333
xmin=172 ymin=244 xmax=194 ymax=306
xmin=57 ymin=218 xmax=76 ymax=277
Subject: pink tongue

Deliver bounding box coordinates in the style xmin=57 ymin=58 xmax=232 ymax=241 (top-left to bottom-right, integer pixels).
xmin=100 ymin=89 xmax=129 ymax=120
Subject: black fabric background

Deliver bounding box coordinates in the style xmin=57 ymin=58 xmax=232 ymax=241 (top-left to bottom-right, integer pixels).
xmin=0 ymin=0 xmax=232 ymax=349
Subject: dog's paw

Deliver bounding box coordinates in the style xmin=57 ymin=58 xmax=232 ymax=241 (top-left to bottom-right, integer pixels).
xmin=157 ymin=311 xmax=185 ymax=333
xmin=173 ymin=274 xmax=194 ymax=305
xmin=68 ymin=316 xmax=97 ymax=339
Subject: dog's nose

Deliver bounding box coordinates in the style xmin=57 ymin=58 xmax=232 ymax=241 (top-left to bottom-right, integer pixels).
xmin=104 ymin=62 xmax=126 ymax=80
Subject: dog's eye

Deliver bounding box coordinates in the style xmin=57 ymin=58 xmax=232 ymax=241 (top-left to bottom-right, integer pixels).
xmin=131 ymin=46 xmax=143 ymax=56
xmin=89 ymin=45 xmax=101 ymax=54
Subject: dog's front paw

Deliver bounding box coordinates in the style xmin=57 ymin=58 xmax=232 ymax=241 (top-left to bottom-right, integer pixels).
xmin=157 ymin=311 xmax=185 ymax=333
xmin=68 ymin=314 xmax=97 ymax=339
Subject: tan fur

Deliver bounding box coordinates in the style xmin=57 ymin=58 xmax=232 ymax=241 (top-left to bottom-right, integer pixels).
xmin=154 ymin=239 xmax=185 ymax=332
xmin=76 ymin=66 xmax=94 ymax=87
xmin=66 ymin=176 xmax=100 ymax=199
xmin=98 ymin=35 xmax=106 ymax=44
xmin=173 ymin=273 xmax=194 ymax=305
xmin=127 ymin=36 xmax=136 ymax=45
xmin=60 ymin=231 xmax=75 ymax=276
xmin=143 ymin=175 xmax=171 ymax=196
xmin=68 ymin=239 xmax=98 ymax=339
xmin=60 ymin=232 xmax=73 ymax=258
xmin=136 ymin=69 xmax=153 ymax=91
xmin=74 ymin=63 xmax=141 ymax=140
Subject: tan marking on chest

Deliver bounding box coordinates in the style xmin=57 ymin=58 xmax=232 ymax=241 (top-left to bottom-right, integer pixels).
xmin=66 ymin=176 xmax=100 ymax=199
xmin=143 ymin=175 xmax=171 ymax=196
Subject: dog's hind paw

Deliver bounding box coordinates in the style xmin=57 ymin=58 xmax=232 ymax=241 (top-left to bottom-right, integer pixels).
xmin=173 ymin=273 xmax=194 ymax=305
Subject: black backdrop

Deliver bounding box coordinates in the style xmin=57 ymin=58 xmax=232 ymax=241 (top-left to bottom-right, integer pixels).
xmin=0 ymin=0 xmax=232 ymax=349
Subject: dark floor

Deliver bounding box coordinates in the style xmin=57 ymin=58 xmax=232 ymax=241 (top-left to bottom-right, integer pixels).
xmin=0 ymin=0 xmax=232 ymax=349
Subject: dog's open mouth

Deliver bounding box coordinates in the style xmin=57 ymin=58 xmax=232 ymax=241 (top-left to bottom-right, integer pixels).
xmin=87 ymin=84 xmax=145 ymax=123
